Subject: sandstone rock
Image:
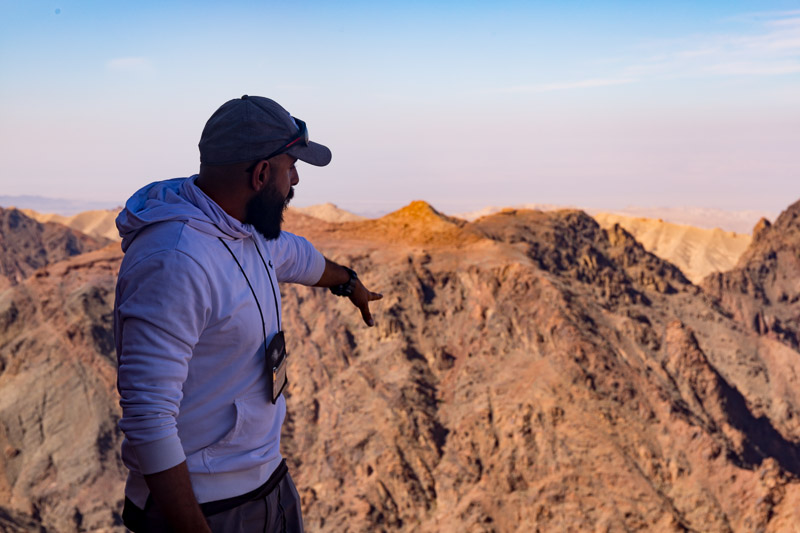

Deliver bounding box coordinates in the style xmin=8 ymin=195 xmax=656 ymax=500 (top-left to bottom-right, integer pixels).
xmin=594 ymin=213 xmax=751 ymax=284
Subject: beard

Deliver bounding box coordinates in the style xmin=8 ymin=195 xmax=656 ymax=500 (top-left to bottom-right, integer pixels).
xmin=244 ymin=184 xmax=294 ymax=240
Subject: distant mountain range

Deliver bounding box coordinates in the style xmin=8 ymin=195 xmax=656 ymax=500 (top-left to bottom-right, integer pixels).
xmin=0 ymin=195 xmax=120 ymax=217
xmin=4 ymin=199 xmax=800 ymax=530
xmin=19 ymin=208 xmax=121 ymax=242
xmin=454 ymin=203 xmax=776 ymax=235
xmin=0 ymin=207 xmax=111 ymax=292
xmin=5 ymin=202 xmax=756 ymax=287
xmin=0 ymin=195 xmax=775 ymax=234
xmin=593 ymin=213 xmax=751 ymax=284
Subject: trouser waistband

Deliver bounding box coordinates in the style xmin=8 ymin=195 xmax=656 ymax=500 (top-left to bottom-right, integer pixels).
xmin=122 ymin=459 xmax=289 ymax=530
xmin=201 ymin=459 xmax=288 ymax=517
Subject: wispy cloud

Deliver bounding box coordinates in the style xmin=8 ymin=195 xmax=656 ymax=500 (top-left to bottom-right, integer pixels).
xmin=487 ymin=10 xmax=800 ymax=95
xmin=623 ymin=10 xmax=800 ymax=80
xmin=495 ymin=78 xmax=638 ymax=94
xmin=106 ymin=57 xmax=154 ymax=74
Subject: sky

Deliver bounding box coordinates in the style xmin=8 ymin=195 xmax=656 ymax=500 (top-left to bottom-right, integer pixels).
xmin=1 ymin=0 xmax=799 ymax=217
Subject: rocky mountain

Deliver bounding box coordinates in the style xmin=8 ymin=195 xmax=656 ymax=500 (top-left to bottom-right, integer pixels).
xmin=20 ymin=208 xmax=122 ymax=242
xmin=606 ymin=206 xmax=776 ymax=235
xmin=0 ymin=245 xmax=125 ymax=531
xmin=290 ymin=203 xmax=367 ymax=223
xmin=0 ymin=207 xmax=111 ymax=292
xmin=281 ymin=205 xmax=800 ymax=532
xmin=2 ymin=201 xmax=800 ymax=531
xmin=454 ymin=204 xmax=774 ymax=234
xmin=702 ymin=199 xmax=800 ymax=352
xmin=593 ymin=213 xmax=751 ymax=284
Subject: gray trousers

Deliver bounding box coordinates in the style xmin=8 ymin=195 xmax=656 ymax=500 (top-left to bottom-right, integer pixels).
xmin=124 ymin=472 xmax=304 ymax=533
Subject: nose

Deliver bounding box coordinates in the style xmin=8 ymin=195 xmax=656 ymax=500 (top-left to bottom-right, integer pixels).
xmin=291 ymin=168 xmax=299 ymax=186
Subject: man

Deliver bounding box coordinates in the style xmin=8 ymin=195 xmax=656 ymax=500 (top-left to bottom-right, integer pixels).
xmin=114 ymin=95 xmax=381 ymax=532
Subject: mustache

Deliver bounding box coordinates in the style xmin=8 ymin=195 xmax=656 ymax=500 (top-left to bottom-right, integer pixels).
xmin=284 ymin=187 xmax=295 ymax=205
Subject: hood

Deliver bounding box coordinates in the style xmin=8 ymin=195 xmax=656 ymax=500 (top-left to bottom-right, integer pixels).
xmin=116 ymin=176 xmax=252 ymax=252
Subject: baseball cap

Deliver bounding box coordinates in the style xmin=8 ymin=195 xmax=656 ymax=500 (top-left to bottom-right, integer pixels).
xmin=199 ymin=95 xmax=332 ymax=166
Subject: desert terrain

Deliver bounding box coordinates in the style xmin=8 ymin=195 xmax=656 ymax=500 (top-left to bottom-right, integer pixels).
xmin=1 ymin=200 xmax=799 ymax=532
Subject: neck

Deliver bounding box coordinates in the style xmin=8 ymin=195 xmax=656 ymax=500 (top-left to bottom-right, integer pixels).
xmin=195 ymin=172 xmax=247 ymax=223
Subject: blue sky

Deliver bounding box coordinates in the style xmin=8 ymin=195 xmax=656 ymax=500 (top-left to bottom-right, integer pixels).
xmin=1 ymin=1 xmax=798 ymax=215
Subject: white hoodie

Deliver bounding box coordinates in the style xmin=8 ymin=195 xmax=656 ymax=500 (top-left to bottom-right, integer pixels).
xmin=114 ymin=176 xmax=325 ymax=508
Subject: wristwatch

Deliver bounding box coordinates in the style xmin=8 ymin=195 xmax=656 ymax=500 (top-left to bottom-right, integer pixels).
xmin=330 ymin=267 xmax=357 ymax=297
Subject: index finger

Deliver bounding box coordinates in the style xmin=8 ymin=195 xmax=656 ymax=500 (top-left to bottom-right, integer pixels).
xmin=359 ymin=300 xmax=375 ymax=327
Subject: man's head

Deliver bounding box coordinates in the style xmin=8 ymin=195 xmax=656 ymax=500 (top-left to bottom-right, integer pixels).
xmin=195 ymin=96 xmax=330 ymax=239
xmin=199 ymin=95 xmax=331 ymax=167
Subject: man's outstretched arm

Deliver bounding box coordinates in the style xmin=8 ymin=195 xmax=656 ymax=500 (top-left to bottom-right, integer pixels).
xmin=314 ymin=258 xmax=383 ymax=327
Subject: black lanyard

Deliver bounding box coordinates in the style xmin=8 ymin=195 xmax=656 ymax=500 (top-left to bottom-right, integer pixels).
xmin=217 ymin=236 xmax=282 ymax=352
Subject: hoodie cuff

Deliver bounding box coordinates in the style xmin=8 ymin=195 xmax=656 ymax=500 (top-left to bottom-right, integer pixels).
xmin=132 ymin=435 xmax=187 ymax=475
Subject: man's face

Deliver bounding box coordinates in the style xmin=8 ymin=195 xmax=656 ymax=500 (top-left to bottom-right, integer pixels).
xmin=243 ymin=155 xmax=299 ymax=240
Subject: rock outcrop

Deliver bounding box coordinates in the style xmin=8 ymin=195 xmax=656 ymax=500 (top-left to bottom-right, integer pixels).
xmin=702 ymin=199 xmax=800 ymax=351
xmin=0 ymin=207 xmax=110 ymax=291
xmin=594 ymin=213 xmax=751 ymax=284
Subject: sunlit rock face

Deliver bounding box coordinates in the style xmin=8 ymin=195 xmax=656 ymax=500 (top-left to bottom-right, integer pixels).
xmin=593 ymin=212 xmax=751 ymax=284
xmin=0 ymin=245 xmax=124 ymax=531
xmin=3 ymin=202 xmax=800 ymax=532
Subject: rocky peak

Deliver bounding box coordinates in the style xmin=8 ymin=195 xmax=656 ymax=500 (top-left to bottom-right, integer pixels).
xmin=471 ymin=208 xmax=692 ymax=306
xmin=379 ymin=201 xmax=466 ymax=232
xmin=752 ymin=217 xmax=772 ymax=241
xmin=737 ymin=198 xmax=800 ymax=265
xmin=327 ymin=201 xmax=482 ymax=247
xmin=701 ymin=198 xmax=800 ymax=350
xmin=0 ymin=207 xmax=111 ymax=291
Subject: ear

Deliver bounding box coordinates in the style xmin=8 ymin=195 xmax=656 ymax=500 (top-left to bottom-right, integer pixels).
xmin=250 ymin=160 xmax=270 ymax=192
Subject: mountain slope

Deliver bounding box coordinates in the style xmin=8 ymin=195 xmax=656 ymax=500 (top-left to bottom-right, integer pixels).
xmin=20 ymin=208 xmax=121 ymax=242
xmin=3 ymin=201 xmax=800 ymax=531
xmin=0 ymin=245 xmax=125 ymax=531
xmin=289 ymin=203 xmax=367 ymax=223
xmin=280 ymin=206 xmax=800 ymax=532
xmin=0 ymin=207 xmax=111 ymax=291
xmin=702 ymin=200 xmax=800 ymax=351
xmin=594 ymin=213 xmax=751 ymax=284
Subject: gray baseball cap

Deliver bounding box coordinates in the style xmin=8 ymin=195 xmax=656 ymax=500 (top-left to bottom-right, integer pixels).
xmin=199 ymin=95 xmax=332 ymax=166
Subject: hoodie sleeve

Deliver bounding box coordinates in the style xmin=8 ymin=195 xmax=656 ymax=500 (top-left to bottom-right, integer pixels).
xmin=116 ymin=249 xmax=211 ymax=475
xmin=266 ymin=231 xmax=325 ymax=285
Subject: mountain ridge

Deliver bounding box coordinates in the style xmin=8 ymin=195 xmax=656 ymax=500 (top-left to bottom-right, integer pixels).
xmin=0 ymin=207 xmax=111 ymax=292
xmin=3 ymin=200 xmax=800 ymax=530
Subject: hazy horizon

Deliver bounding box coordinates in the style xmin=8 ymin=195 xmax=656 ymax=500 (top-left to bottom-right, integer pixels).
xmin=0 ymin=192 xmax=780 ymax=234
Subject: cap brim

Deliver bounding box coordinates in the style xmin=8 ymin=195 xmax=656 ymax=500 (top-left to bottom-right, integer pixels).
xmin=288 ymin=141 xmax=332 ymax=167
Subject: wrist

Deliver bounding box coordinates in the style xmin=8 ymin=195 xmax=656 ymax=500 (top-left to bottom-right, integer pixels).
xmin=330 ymin=267 xmax=357 ymax=297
